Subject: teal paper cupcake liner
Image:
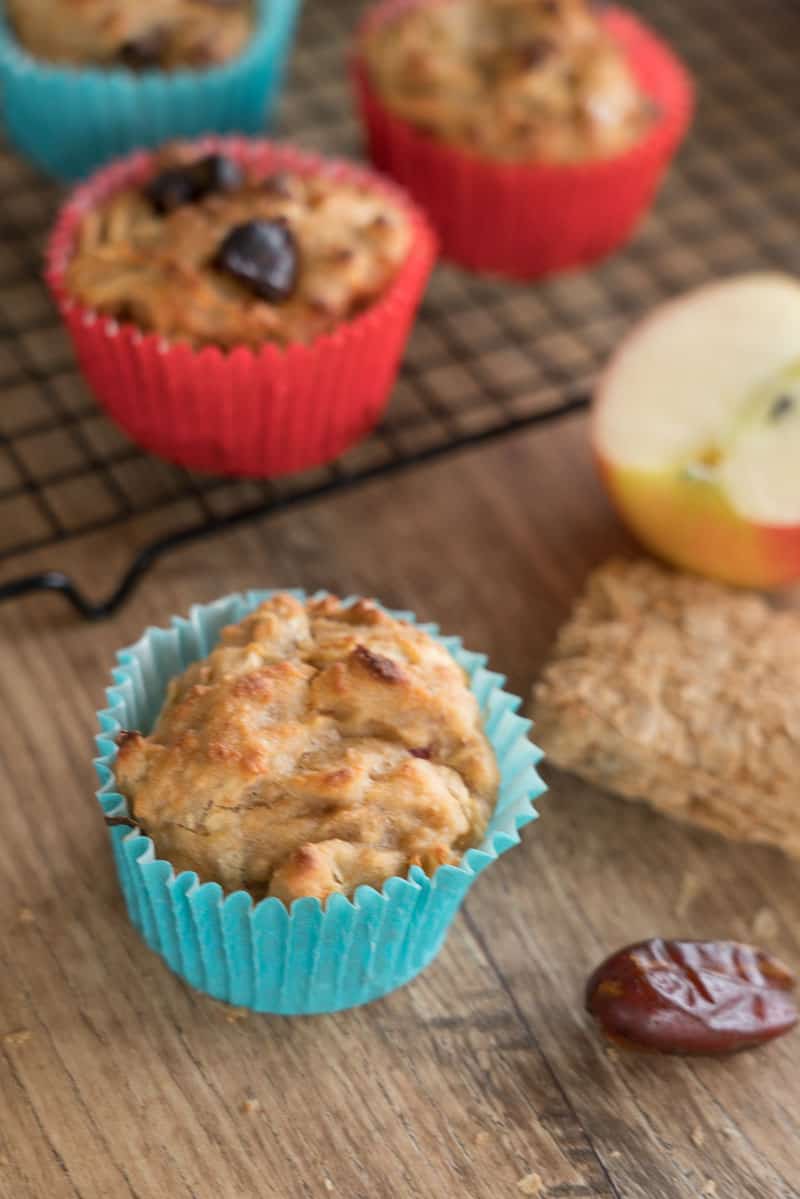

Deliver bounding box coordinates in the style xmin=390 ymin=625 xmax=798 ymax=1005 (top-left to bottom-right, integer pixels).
xmin=95 ymin=592 xmax=546 ymax=1015
xmin=0 ymin=0 xmax=300 ymax=180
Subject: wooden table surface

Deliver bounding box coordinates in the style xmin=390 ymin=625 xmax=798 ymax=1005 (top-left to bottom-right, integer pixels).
xmin=3 ymin=0 xmax=800 ymax=1192
xmin=2 ymin=413 xmax=800 ymax=1199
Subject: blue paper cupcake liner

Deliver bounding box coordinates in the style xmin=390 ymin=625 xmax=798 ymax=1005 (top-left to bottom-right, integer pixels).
xmin=95 ymin=591 xmax=546 ymax=1015
xmin=0 ymin=0 xmax=300 ymax=180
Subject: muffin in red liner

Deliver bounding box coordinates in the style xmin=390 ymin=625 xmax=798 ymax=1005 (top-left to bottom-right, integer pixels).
xmin=46 ymin=138 xmax=437 ymax=478
xmin=353 ymin=2 xmax=694 ymax=279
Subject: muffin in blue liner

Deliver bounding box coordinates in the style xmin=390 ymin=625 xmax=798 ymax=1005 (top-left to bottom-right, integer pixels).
xmin=0 ymin=0 xmax=300 ymax=181
xmin=95 ymin=591 xmax=545 ymax=1016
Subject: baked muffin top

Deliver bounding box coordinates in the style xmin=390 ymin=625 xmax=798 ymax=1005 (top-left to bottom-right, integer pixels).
xmin=363 ymin=0 xmax=652 ymax=163
xmin=65 ymin=146 xmax=413 ymax=350
xmin=115 ymin=594 xmax=499 ymax=905
xmin=6 ymin=0 xmax=253 ymax=70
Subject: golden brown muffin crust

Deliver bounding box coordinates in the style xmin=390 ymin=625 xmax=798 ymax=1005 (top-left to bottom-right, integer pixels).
xmin=7 ymin=0 xmax=253 ymax=70
xmin=363 ymin=0 xmax=651 ymax=162
xmin=116 ymin=595 xmax=499 ymax=904
xmin=65 ymin=145 xmax=413 ymax=350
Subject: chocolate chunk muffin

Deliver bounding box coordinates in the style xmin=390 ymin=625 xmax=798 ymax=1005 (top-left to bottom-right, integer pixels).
xmin=6 ymin=0 xmax=254 ymax=70
xmin=115 ymin=595 xmax=499 ymax=905
xmin=65 ymin=145 xmax=413 ymax=349
xmin=363 ymin=0 xmax=651 ymax=162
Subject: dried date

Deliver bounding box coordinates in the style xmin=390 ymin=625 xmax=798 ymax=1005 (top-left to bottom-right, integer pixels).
xmin=586 ymin=939 xmax=797 ymax=1056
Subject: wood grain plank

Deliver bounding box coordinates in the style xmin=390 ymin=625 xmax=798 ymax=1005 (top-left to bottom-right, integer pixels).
xmin=466 ymin=785 xmax=800 ymax=1199
xmin=1 ymin=421 xmax=799 ymax=1198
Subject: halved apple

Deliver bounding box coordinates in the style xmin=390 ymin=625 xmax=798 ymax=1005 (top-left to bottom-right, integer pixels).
xmin=593 ymin=272 xmax=800 ymax=587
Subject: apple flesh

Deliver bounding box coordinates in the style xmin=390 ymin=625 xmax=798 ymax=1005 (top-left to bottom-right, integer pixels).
xmin=593 ymin=273 xmax=800 ymax=587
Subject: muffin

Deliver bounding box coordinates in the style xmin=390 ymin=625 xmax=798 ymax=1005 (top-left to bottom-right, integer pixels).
xmin=363 ymin=0 xmax=651 ymax=164
xmin=66 ymin=144 xmax=414 ymax=351
xmin=97 ymin=590 xmax=544 ymax=1014
xmin=5 ymin=0 xmax=253 ymax=70
xmin=47 ymin=138 xmax=437 ymax=476
xmin=353 ymin=0 xmax=694 ymax=277
xmin=115 ymin=594 xmax=499 ymax=904
xmin=0 ymin=0 xmax=299 ymax=180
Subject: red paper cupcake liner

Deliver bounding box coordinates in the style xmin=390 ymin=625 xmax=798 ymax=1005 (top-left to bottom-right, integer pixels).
xmin=46 ymin=138 xmax=438 ymax=478
xmin=352 ymin=2 xmax=694 ymax=279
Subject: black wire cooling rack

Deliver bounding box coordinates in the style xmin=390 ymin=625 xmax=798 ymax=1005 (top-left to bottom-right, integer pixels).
xmin=1 ymin=0 xmax=800 ymax=618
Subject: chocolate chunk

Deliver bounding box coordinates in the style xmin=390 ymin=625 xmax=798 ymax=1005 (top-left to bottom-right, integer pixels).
xmin=194 ymin=153 xmax=246 ymax=195
xmin=409 ymin=746 xmax=432 ymax=760
xmin=214 ymin=220 xmax=299 ymax=302
xmin=146 ymin=154 xmax=245 ymax=215
xmin=119 ymin=25 xmax=168 ymax=70
xmin=145 ymin=167 xmax=197 ymax=213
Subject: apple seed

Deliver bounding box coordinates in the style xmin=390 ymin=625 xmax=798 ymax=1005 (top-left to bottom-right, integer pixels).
xmin=769 ymin=394 xmax=795 ymax=422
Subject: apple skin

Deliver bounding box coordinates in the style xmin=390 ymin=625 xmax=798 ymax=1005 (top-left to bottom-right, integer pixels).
xmin=596 ymin=456 xmax=800 ymax=588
